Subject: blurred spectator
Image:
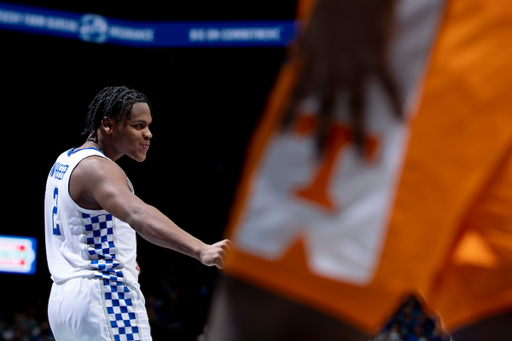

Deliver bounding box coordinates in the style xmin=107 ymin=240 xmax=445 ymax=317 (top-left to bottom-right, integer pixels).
xmin=386 ymin=323 xmax=403 ymax=341
xmin=372 ymin=296 xmax=451 ymax=341
xmin=0 ymin=300 xmax=54 ymax=341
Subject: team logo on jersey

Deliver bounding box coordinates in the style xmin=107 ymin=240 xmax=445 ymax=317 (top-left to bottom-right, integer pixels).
xmin=79 ymin=14 xmax=109 ymax=44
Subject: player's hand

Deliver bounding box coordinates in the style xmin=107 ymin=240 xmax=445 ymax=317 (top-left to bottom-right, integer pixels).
xmin=199 ymin=239 xmax=232 ymax=269
xmin=284 ymin=0 xmax=401 ymax=153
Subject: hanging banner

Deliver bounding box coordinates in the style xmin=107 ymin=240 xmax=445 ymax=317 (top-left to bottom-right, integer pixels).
xmin=0 ymin=235 xmax=37 ymax=275
xmin=0 ymin=1 xmax=298 ymax=48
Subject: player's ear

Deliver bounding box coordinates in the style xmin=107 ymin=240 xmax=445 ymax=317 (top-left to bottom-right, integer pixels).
xmin=101 ymin=117 xmax=115 ymax=134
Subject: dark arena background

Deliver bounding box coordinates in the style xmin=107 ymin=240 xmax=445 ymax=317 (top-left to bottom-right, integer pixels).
xmin=0 ymin=1 xmax=450 ymax=340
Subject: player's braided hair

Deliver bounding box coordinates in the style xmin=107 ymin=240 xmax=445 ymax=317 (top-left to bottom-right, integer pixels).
xmin=82 ymin=86 xmax=152 ymax=138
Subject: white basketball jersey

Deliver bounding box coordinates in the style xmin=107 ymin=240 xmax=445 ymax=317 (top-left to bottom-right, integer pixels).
xmin=44 ymin=148 xmax=139 ymax=286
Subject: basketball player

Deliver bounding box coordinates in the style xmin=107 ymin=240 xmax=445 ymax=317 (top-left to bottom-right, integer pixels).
xmin=44 ymin=86 xmax=230 ymax=341
xmin=206 ymin=0 xmax=512 ymax=340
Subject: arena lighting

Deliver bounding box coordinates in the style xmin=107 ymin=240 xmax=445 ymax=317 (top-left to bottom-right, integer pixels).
xmin=0 ymin=1 xmax=298 ymax=47
xmin=0 ymin=235 xmax=37 ymax=275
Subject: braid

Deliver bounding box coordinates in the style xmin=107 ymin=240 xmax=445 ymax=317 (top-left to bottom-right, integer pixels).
xmin=82 ymin=86 xmax=151 ymax=137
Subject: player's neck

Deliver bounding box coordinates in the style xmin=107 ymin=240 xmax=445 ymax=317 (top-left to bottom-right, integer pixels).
xmin=83 ymin=140 xmax=103 ymax=152
xmin=84 ymin=132 xmax=123 ymax=162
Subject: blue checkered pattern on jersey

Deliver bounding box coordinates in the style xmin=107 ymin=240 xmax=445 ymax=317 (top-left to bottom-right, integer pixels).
xmin=83 ymin=213 xmax=121 ymax=275
xmin=82 ymin=213 xmax=141 ymax=341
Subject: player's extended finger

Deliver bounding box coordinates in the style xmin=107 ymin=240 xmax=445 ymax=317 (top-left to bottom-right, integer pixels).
xmin=375 ymin=62 xmax=402 ymax=118
xmin=281 ymin=57 xmax=317 ymax=129
xmin=346 ymin=61 xmax=367 ymax=153
xmin=315 ymin=72 xmax=337 ymax=154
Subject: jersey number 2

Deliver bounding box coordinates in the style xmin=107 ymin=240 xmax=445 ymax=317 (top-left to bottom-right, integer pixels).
xmin=52 ymin=188 xmax=61 ymax=236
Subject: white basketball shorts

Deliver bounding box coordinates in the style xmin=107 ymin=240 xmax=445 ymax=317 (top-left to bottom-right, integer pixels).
xmin=48 ymin=277 xmax=152 ymax=341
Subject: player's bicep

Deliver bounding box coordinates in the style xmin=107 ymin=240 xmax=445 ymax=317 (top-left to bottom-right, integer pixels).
xmin=86 ymin=159 xmax=147 ymax=224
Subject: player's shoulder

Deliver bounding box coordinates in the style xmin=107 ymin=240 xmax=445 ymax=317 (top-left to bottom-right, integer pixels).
xmin=74 ymin=155 xmax=127 ymax=183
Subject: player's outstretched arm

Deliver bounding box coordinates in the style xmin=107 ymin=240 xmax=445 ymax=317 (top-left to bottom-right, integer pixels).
xmin=71 ymin=156 xmax=230 ymax=269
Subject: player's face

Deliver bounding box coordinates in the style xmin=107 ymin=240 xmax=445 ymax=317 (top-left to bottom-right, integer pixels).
xmin=112 ymin=102 xmax=153 ymax=162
